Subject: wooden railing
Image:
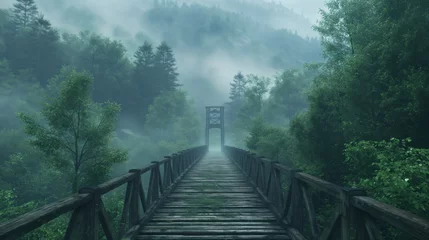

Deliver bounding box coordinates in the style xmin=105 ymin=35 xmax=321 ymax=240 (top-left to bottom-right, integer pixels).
xmin=224 ymin=146 xmax=429 ymax=240
xmin=0 ymin=146 xmax=208 ymax=240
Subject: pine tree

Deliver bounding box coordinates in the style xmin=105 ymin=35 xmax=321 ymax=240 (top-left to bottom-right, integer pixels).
xmin=131 ymin=41 xmax=156 ymax=119
xmin=12 ymin=0 xmax=38 ymax=29
xmin=229 ymin=72 xmax=247 ymax=101
xmin=153 ymin=41 xmax=179 ymax=93
xmin=225 ymin=72 xmax=248 ymax=144
xmin=134 ymin=41 xmax=155 ymax=68
xmin=30 ymin=15 xmax=61 ymax=85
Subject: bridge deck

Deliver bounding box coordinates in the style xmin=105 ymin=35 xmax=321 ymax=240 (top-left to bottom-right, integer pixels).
xmin=137 ymin=152 xmax=291 ymax=239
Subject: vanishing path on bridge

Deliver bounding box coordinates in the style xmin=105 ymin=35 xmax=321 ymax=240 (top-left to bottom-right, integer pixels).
xmin=138 ymin=151 xmax=290 ymax=239
xmin=1 ymin=106 xmax=428 ymax=240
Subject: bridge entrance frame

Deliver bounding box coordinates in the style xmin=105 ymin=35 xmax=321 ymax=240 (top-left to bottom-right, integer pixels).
xmin=205 ymin=106 xmax=225 ymax=150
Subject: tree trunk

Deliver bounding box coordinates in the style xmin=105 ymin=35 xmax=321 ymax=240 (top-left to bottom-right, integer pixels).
xmin=72 ymin=171 xmax=79 ymax=193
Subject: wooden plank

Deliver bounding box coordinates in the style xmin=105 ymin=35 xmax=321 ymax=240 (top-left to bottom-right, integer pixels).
xmin=180 ymin=180 xmax=247 ymax=183
xmin=136 ymin=152 xmax=291 ymax=239
xmin=150 ymin=216 xmax=277 ymax=222
xmin=140 ymin=229 xmax=288 ymax=234
xmin=177 ymin=183 xmax=249 ymax=187
xmin=135 ymin=235 xmax=290 ymax=239
xmin=162 ymin=199 xmax=265 ymax=205
xmin=145 ymin=222 xmax=282 ymax=226
xmin=121 ymin=148 xmax=206 ymax=240
xmin=173 ymin=189 xmax=254 ymax=193
xmin=142 ymin=225 xmax=284 ymax=230
xmin=225 ymin=149 xmax=307 ymax=240
xmin=155 ymin=208 xmax=271 ymax=213
xmin=167 ymin=193 xmax=259 ymax=198
xmin=153 ymin=213 xmax=276 ymax=218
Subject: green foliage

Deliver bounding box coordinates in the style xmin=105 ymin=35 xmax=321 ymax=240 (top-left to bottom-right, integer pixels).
xmin=18 ymin=69 xmax=127 ymax=193
xmin=145 ymin=90 xmax=201 ymax=146
xmin=0 ymin=0 xmax=204 ymax=237
xmin=240 ymin=0 xmax=429 ymax=225
xmin=12 ymin=0 xmax=38 ymax=28
xmin=345 ymin=138 xmax=429 ymax=218
xmin=145 ymin=1 xmax=322 ymax=69
xmin=153 ymin=42 xmax=179 ymax=91
xmin=237 ymin=74 xmax=270 ymax=127
xmin=263 ymin=65 xmax=320 ymax=125
xmin=229 ymin=72 xmax=248 ymax=102
xmin=0 ymin=189 xmax=37 ymax=221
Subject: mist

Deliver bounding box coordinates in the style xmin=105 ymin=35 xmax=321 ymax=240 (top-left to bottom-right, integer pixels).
xmin=0 ymin=0 xmax=325 ymax=231
xmin=2 ymin=1 xmax=429 ymax=238
xmin=1 ymin=0 xmax=324 ymax=108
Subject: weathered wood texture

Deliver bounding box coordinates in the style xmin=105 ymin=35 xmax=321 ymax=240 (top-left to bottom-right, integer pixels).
xmin=3 ymin=143 xmax=428 ymax=240
xmin=224 ymin=145 xmax=429 ymax=240
xmin=0 ymin=146 xmax=208 ymax=240
xmin=138 ymin=151 xmax=291 ymax=240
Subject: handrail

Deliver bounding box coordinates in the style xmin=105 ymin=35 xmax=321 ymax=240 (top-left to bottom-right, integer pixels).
xmin=223 ymin=145 xmax=429 ymax=240
xmin=0 ymin=145 xmax=208 ymax=240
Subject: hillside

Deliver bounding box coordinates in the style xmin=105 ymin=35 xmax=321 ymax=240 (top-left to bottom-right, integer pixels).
xmin=0 ymin=0 xmax=322 ymax=105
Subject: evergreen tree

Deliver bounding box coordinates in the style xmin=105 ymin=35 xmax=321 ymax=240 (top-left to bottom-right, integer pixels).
xmin=229 ymin=72 xmax=247 ymax=101
xmin=134 ymin=41 xmax=155 ymax=68
xmin=131 ymin=41 xmax=156 ymax=119
xmin=29 ymin=15 xmax=62 ymax=85
xmin=153 ymin=42 xmax=179 ymax=93
xmin=225 ymin=72 xmax=250 ymax=145
xmin=12 ymin=0 xmax=38 ymax=29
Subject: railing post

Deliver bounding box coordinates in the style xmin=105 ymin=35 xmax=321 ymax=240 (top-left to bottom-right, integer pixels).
xmin=290 ymin=170 xmax=304 ymax=231
xmin=179 ymin=151 xmax=185 ymax=174
xmin=128 ymin=169 xmax=141 ymax=227
xmin=171 ymin=153 xmax=178 ymax=179
xmin=341 ymin=187 xmax=367 ymax=240
xmin=64 ymin=187 xmax=99 ymax=240
xmin=151 ymin=161 xmax=161 ymax=201
xmin=163 ymin=156 xmax=172 ymax=187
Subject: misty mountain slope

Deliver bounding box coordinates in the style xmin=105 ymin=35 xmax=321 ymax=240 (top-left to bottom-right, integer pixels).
xmin=176 ymin=0 xmax=316 ymax=37
xmin=20 ymin=0 xmax=322 ymax=70
xmin=140 ymin=2 xmax=322 ymax=106
xmin=143 ymin=2 xmax=322 ymax=68
xmin=0 ymin=0 xmax=323 ymax=105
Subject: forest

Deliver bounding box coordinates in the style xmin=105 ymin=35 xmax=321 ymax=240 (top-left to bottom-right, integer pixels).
xmin=0 ymin=0 xmax=428 ymax=239
xmin=225 ymin=0 xmax=429 ymax=233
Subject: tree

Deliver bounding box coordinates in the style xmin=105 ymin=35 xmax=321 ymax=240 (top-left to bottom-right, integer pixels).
xmin=12 ymin=0 xmax=38 ymax=29
xmin=4 ymin=1 xmax=63 ymax=85
xmin=153 ymin=42 xmax=179 ymax=93
xmin=240 ymin=74 xmax=270 ymax=116
xmin=264 ymin=69 xmax=311 ymax=124
xmin=76 ymin=33 xmax=131 ymax=104
xmin=130 ymin=41 xmax=156 ymax=119
xmin=28 ymin=15 xmax=62 ymax=85
xmin=229 ymin=72 xmax=247 ymax=101
xmin=144 ymin=89 xmax=201 ymax=154
xmin=18 ymin=69 xmax=127 ymax=193
xmin=134 ymin=41 xmax=155 ymax=68
xmin=225 ymin=72 xmax=248 ymax=146
xmin=345 ymin=138 xmax=429 ymax=223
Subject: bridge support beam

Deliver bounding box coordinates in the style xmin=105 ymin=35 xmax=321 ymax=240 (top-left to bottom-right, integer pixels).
xmin=205 ymin=106 xmax=225 ymax=150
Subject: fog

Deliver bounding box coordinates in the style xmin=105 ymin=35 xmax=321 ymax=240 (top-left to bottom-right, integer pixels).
xmin=0 ymin=0 xmax=326 ymax=174
xmin=2 ymin=1 xmax=429 ymax=237
xmin=0 ymin=0 xmax=324 ymax=108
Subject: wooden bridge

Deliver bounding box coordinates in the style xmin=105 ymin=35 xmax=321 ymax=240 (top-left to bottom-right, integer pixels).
xmin=0 ymin=106 xmax=428 ymax=240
